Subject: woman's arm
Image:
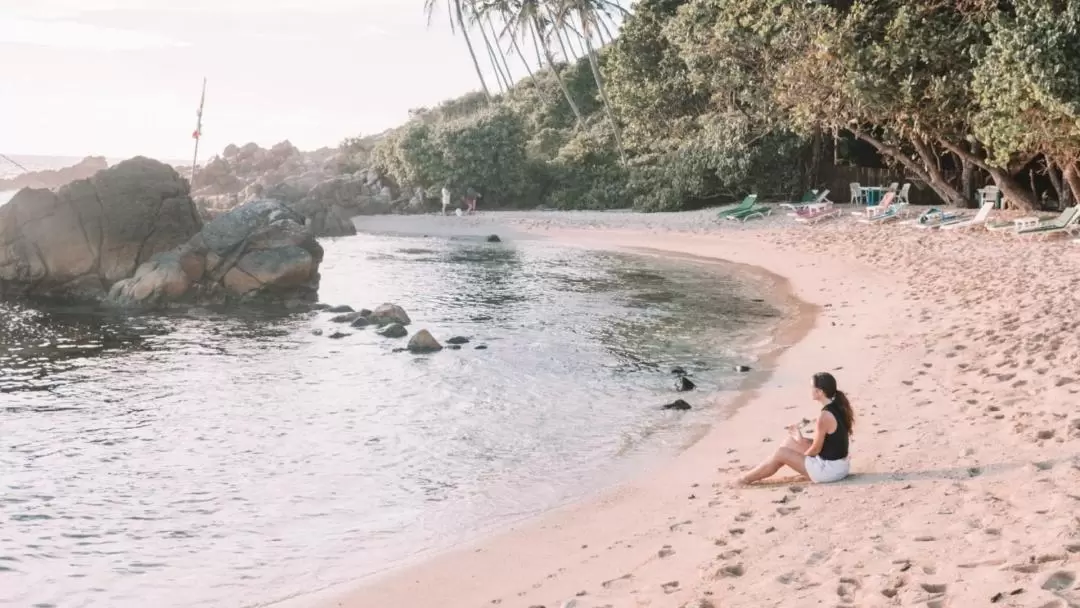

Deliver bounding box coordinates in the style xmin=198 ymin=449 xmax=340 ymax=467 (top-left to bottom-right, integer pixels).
xmin=803 ymin=412 xmax=832 ymax=457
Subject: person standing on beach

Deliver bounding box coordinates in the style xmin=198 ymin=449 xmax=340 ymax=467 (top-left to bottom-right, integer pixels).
xmin=465 ymin=187 xmax=479 ymax=214
xmin=441 ymin=185 xmax=452 ymax=215
xmin=736 ymin=372 xmax=853 ymax=485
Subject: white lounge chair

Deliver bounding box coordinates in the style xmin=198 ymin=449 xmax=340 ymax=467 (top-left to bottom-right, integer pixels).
xmin=939 ymin=202 xmax=994 ymax=231
xmin=849 ymin=182 xmax=865 ymax=205
xmin=782 ymin=189 xmax=831 ymax=214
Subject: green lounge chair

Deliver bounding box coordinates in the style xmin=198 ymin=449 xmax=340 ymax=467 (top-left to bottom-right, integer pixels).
xmin=1016 ymin=206 xmax=1080 ymax=237
xmin=912 ymin=207 xmax=963 ymax=229
xmin=716 ymin=195 xmax=758 ymax=219
xmin=725 ymin=202 xmax=773 ymax=222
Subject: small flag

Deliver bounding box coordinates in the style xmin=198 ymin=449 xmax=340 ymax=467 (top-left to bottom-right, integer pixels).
xmin=192 ymin=77 xmax=206 ymax=140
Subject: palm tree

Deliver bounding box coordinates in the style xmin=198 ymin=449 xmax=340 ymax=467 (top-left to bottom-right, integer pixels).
xmin=481 ymin=0 xmax=544 ymax=93
xmin=491 ymin=0 xmax=585 ymax=127
xmin=553 ymin=0 xmax=628 ymax=164
xmin=425 ymin=0 xmax=492 ymax=98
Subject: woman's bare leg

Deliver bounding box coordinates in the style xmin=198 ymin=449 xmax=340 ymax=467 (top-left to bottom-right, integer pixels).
xmin=738 ymin=446 xmax=810 ymax=484
xmin=783 ymin=436 xmax=811 ymax=453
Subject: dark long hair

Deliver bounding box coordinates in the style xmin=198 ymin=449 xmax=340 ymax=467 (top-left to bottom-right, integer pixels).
xmin=813 ymin=372 xmax=854 ymax=436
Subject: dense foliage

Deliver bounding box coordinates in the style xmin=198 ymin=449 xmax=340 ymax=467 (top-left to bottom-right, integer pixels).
xmin=356 ymin=0 xmax=1080 ymax=211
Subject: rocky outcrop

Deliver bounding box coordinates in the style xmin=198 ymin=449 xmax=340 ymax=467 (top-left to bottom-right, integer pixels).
xmin=107 ymin=199 xmax=322 ymax=309
xmin=0 ymin=157 xmax=201 ymax=299
xmin=0 ymin=156 xmax=109 ymax=191
xmin=181 ymin=139 xmax=432 ymax=237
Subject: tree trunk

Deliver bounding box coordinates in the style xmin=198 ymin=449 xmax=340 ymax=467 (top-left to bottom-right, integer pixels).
xmin=585 ymin=36 xmax=627 ymax=165
xmin=455 ymin=4 xmax=491 ymax=98
xmin=938 ymin=139 xmax=1039 ymax=211
xmin=961 ymin=158 xmax=976 ymax=207
xmin=486 ymin=15 xmax=515 ymax=86
xmin=909 ymin=136 xmax=968 ymax=207
xmin=477 ymin=18 xmax=509 ymax=93
xmin=851 ymin=130 xmax=965 ymax=206
xmin=1063 ymin=161 xmax=1080 ymax=205
xmin=533 ymin=15 xmax=585 ymax=128
xmin=809 ymin=126 xmax=823 ymax=190
xmin=1047 ymin=161 xmax=1067 ymax=207
xmin=553 ymin=25 xmax=579 ymax=63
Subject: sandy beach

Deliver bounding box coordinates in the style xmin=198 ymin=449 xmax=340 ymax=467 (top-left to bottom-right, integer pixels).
xmin=325 ymin=208 xmax=1080 ymax=608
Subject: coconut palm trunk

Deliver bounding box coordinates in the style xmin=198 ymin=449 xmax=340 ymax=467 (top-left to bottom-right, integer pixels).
xmin=450 ymin=1 xmax=492 ymax=98
xmin=583 ymin=33 xmax=626 ymax=165
xmin=532 ymin=15 xmax=585 ymax=127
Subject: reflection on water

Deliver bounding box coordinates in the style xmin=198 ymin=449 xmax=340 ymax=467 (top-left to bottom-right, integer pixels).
xmin=0 ymin=234 xmax=779 ymax=608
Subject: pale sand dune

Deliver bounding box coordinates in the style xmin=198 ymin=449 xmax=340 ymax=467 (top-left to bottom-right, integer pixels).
xmin=323 ymin=210 xmax=1080 ymax=608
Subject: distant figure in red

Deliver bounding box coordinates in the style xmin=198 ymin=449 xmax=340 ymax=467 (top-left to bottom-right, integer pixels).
xmin=465 ymin=187 xmax=479 ymax=214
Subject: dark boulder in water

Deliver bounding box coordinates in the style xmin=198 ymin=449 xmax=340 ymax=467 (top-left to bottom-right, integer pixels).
xmin=734 ymin=365 xmax=752 ymax=373
xmin=486 ymin=234 xmax=502 ymax=243
xmin=447 ymin=336 xmax=470 ymax=345
xmin=475 ymin=344 xmax=488 ymax=350
xmin=407 ymin=329 xmax=443 ymax=353
xmin=671 ymin=366 xmax=687 ymax=376
xmin=331 ymin=312 xmax=366 ymax=323
xmin=350 ymin=317 xmax=370 ymax=328
xmin=377 ymin=323 xmax=408 ymax=338
xmin=676 ymin=376 xmax=696 ymax=392
xmin=663 ymin=399 xmax=692 ymax=411
xmin=311 ymin=329 xmax=323 ymax=336
xmin=328 ymin=331 xmax=350 ymax=339
xmin=326 ymin=305 xmax=354 ymax=313
xmin=312 ymin=303 xmax=332 ymax=311
xmin=369 ymin=303 xmax=411 ymax=326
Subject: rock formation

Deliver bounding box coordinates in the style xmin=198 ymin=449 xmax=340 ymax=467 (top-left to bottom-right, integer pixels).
xmin=107 ymin=199 xmax=322 ymax=308
xmin=181 ymin=139 xmax=431 ymax=237
xmin=0 ymin=157 xmax=323 ymax=309
xmin=0 ymin=156 xmax=109 ymax=191
xmin=0 ymin=157 xmax=201 ymax=299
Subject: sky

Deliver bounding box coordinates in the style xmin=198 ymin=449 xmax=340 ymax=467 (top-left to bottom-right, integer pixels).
xmin=0 ymin=0 xmax=559 ymax=160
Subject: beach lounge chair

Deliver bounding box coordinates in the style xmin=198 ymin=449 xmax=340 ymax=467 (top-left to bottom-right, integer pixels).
xmin=794 ymin=202 xmax=841 ymax=224
xmin=852 ymin=192 xmax=897 ymax=219
xmin=1014 ymin=206 xmax=1080 ymax=237
xmin=939 ymin=202 xmax=994 ymax=231
xmin=911 ymin=207 xmax=963 ymax=229
xmin=782 ymin=189 xmax=831 ymax=214
xmin=725 ymin=200 xmax=773 ymax=222
xmin=716 ymin=195 xmax=758 ymax=220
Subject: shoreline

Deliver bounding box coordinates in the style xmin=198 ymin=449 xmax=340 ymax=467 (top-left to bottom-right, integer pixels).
xmin=320 ymin=211 xmax=1080 ymax=607
xmin=315 ymin=217 xmax=874 ymax=607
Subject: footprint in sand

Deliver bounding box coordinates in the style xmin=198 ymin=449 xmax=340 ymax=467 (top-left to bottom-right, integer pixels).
xmin=1041 ymin=571 xmax=1076 ymax=592
xmin=600 ymin=574 xmax=630 ymax=591
xmin=658 ymin=546 xmax=675 ymax=559
xmin=734 ymin=511 xmax=753 ymax=522
xmin=715 ymin=564 xmax=745 ymax=578
xmin=661 ymin=580 xmax=680 ymax=594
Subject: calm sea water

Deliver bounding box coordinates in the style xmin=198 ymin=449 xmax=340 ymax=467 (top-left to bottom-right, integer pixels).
xmin=0 ymin=216 xmax=781 ymax=606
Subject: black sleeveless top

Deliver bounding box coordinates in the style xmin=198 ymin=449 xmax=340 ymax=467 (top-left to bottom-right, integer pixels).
xmin=818 ymin=400 xmax=849 ymax=461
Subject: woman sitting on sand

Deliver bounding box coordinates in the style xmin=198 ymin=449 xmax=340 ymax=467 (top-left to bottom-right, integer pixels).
xmin=738 ymin=372 xmax=853 ymax=485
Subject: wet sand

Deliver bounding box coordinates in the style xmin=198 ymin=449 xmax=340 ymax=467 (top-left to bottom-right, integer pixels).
xmin=322 ymin=209 xmax=1080 ymax=607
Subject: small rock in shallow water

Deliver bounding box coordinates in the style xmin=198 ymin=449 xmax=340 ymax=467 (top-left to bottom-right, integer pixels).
xmin=407 ymin=330 xmax=443 ymax=353
xmin=447 ymin=344 xmax=462 ymax=350
xmin=350 ymin=317 xmax=370 ymax=328
xmin=486 ymin=234 xmax=502 ymax=243
xmin=734 ymin=365 xmax=751 ymax=373
xmin=326 ymin=305 xmax=354 ymax=313
xmin=676 ymin=376 xmax=696 ymax=392
xmin=377 ymin=324 xmax=408 ymax=339
xmin=475 ymin=345 xmax=488 ymax=350
xmin=328 ymin=331 xmax=350 ymax=339
xmin=663 ymin=399 xmax=691 ymax=411
xmin=671 ymin=366 xmax=687 ymax=376
xmin=447 ymin=336 xmax=470 ymax=345
xmin=311 ymin=329 xmax=323 ymax=336
xmin=369 ymin=303 xmax=411 ymax=326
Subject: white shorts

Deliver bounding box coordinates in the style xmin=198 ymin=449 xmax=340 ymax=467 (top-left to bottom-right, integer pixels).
xmin=805 ymin=456 xmax=850 ymax=483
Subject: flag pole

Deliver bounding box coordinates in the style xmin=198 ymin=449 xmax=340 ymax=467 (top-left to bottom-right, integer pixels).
xmin=190 ymin=77 xmax=207 ymax=188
